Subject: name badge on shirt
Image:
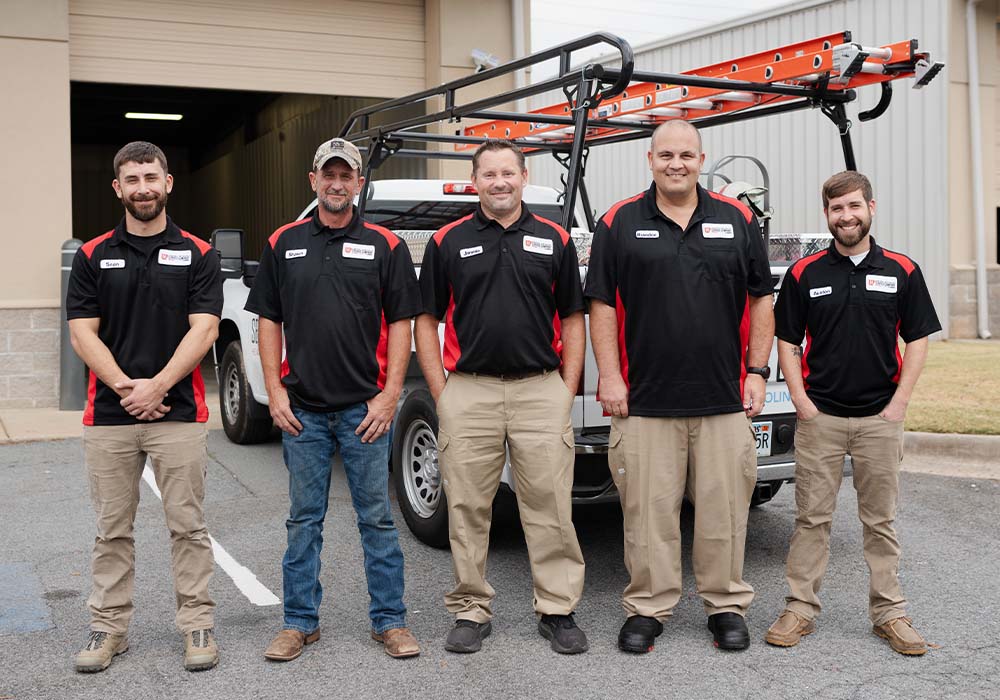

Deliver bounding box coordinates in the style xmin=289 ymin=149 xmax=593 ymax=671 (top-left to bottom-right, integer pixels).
xmin=342 ymin=243 xmax=375 ymax=260
xmin=460 ymin=245 xmax=483 ymax=259
xmin=866 ymin=275 xmax=898 ymax=293
xmin=523 ymin=235 xmax=553 ymax=255
xmin=100 ymin=259 xmax=125 ymax=269
xmin=635 ymin=230 xmax=660 ymax=239
xmin=158 ymin=250 xmax=191 ymax=266
xmin=702 ymin=223 xmax=734 ymax=239
xmin=810 ymin=286 xmax=832 ymax=298
xmin=285 ymin=248 xmax=307 ymax=259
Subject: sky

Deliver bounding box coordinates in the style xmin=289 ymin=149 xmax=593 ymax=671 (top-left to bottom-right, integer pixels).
xmin=530 ymin=0 xmax=795 ymax=73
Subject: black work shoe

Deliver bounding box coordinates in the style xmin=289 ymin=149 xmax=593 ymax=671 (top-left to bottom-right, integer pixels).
xmin=618 ymin=615 xmax=663 ymax=654
xmin=444 ymin=619 xmax=492 ymax=653
xmin=538 ymin=613 xmax=589 ymax=654
xmin=708 ymin=612 xmax=750 ymax=651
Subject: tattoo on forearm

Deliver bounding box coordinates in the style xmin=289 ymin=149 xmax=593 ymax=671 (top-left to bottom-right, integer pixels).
xmin=792 ymin=347 xmax=803 ymax=358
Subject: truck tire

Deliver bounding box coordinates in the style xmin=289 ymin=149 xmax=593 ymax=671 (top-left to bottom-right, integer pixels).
xmin=750 ymin=480 xmax=783 ymax=507
xmin=219 ymin=340 xmax=274 ymax=444
xmin=391 ymin=391 xmax=450 ymax=549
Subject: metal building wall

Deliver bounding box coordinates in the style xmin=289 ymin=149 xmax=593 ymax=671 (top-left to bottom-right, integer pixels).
xmin=530 ymin=0 xmax=951 ymax=332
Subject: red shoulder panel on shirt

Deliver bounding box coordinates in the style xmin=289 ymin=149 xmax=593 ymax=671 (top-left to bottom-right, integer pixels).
xmin=363 ymin=222 xmax=400 ymax=251
xmin=600 ymin=192 xmax=645 ymax=227
xmin=181 ymin=230 xmax=213 ymax=255
xmin=81 ymin=231 xmax=114 ymax=259
xmin=531 ymin=214 xmax=570 ymax=245
xmin=881 ymin=249 xmax=916 ymax=276
xmin=790 ymin=251 xmax=826 ymax=282
xmin=433 ymin=213 xmax=474 ymax=245
xmin=707 ymin=190 xmax=753 ymax=224
xmin=268 ymin=219 xmax=310 ymax=249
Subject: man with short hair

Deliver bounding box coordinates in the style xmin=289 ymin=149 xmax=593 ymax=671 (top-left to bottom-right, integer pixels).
xmin=415 ymin=138 xmax=588 ymax=655
xmin=587 ymin=120 xmax=774 ymax=653
xmin=67 ymin=141 xmax=222 ymax=673
xmin=765 ymin=171 xmax=940 ymax=655
xmin=249 ymin=138 xmax=422 ymax=662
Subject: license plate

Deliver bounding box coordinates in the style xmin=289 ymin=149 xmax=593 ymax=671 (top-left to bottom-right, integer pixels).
xmin=754 ymin=421 xmax=772 ymax=457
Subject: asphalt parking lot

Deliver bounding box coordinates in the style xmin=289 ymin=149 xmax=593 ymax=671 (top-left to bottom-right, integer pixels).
xmin=2 ymin=432 xmax=998 ymax=700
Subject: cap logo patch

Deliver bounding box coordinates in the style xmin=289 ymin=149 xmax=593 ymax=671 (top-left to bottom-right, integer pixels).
xmin=460 ymin=245 xmax=483 ymax=259
xmin=100 ymin=259 xmax=125 ymax=269
xmin=158 ymin=250 xmax=191 ymax=266
xmin=702 ymin=223 xmax=734 ymax=239
xmin=810 ymin=286 xmax=832 ymax=298
xmin=635 ymin=230 xmax=659 ymax=239
xmin=866 ymin=275 xmax=897 ymax=293
xmin=523 ymin=235 xmax=553 ymax=255
xmin=285 ymin=248 xmax=307 ymax=259
xmin=343 ymin=242 xmax=375 ymax=260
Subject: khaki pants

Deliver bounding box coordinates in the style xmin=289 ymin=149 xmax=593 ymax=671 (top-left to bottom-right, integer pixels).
xmin=83 ymin=422 xmax=215 ymax=634
xmin=609 ymin=412 xmax=757 ymax=620
xmin=436 ymin=371 xmax=585 ymax=622
xmin=784 ymin=411 xmax=907 ymax=625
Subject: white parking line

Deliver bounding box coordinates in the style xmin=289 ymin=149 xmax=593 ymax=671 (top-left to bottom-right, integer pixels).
xmin=141 ymin=463 xmax=281 ymax=607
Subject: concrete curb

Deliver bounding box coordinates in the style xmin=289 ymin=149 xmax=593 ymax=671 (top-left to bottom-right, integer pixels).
xmin=904 ymin=431 xmax=1000 ymax=464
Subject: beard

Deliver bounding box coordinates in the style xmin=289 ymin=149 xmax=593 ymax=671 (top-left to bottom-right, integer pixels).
xmin=828 ymin=216 xmax=871 ymax=248
xmin=124 ymin=192 xmax=167 ymax=222
xmin=318 ymin=193 xmax=352 ymax=215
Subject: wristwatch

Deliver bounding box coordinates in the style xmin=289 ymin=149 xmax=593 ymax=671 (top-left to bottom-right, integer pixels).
xmin=746 ymin=366 xmax=771 ymax=380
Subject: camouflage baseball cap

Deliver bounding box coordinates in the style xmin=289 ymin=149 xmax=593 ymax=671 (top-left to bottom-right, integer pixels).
xmin=313 ymin=138 xmax=363 ymax=171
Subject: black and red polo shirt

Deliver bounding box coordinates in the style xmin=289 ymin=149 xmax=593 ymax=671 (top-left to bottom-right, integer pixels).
xmin=419 ymin=203 xmax=584 ymax=375
xmin=584 ymin=183 xmax=773 ymax=417
xmin=245 ymin=207 xmax=420 ymax=412
xmin=774 ymin=237 xmax=941 ymax=417
xmin=66 ymin=217 xmax=222 ymax=426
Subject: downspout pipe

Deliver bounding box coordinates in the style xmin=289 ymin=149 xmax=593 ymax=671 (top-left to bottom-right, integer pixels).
xmin=512 ymin=0 xmax=527 ymax=111
xmin=966 ymin=0 xmax=992 ymax=338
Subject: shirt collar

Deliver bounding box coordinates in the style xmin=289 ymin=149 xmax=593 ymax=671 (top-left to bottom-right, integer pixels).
xmin=825 ymin=236 xmax=884 ymax=269
xmin=109 ymin=215 xmax=182 ymax=247
xmin=474 ymin=202 xmax=534 ymax=232
xmin=640 ymin=182 xmax=713 ymax=226
xmin=310 ymin=206 xmax=364 ymax=238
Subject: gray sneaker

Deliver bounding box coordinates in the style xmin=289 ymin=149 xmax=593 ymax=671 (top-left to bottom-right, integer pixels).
xmin=184 ymin=628 xmax=219 ymax=671
xmin=444 ymin=620 xmax=492 ymax=653
xmin=75 ymin=631 xmax=129 ymax=673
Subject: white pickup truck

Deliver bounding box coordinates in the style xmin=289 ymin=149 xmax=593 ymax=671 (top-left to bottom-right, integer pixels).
xmin=211 ymin=178 xmax=806 ymax=548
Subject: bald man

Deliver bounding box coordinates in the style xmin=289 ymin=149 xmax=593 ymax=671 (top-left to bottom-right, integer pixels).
xmin=585 ymin=121 xmax=774 ymax=653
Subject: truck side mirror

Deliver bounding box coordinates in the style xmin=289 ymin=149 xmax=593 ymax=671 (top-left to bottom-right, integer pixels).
xmin=211 ymin=228 xmax=244 ymax=279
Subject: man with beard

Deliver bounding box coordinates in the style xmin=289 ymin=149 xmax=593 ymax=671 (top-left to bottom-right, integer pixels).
xmin=765 ymin=171 xmax=940 ymax=655
xmin=66 ymin=141 xmax=222 ymax=672
xmin=586 ymin=120 xmax=774 ymax=653
xmin=248 ymin=138 xmax=422 ymax=662
xmin=415 ymin=139 xmax=588 ymax=655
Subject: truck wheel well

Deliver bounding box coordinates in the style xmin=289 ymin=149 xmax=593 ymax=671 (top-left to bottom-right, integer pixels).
xmin=216 ymin=319 xmax=240 ymax=361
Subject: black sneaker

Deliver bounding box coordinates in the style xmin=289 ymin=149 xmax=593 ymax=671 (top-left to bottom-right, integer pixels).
xmin=538 ymin=613 xmax=589 ymax=654
xmin=444 ymin=619 xmax=492 ymax=653
xmin=618 ymin=615 xmax=663 ymax=654
xmin=707 ymin=612 xmax=750 ymax=651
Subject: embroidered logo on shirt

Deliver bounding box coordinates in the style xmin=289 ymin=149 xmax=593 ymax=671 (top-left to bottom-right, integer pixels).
xmin=285 ymin=248 xmax=307 ymax=259
xmin=702 ymin=223 xmax=735 ymax=239
xmin=343 ymin=243 xmax=375 ymax=260
xmin=523 ymin=236 xmax=553 ymax=255
xmin=460 ymin=245 xmax=484 ymax=259
xmin=810 ymin=286 xmax=833 ymax=298
xmin=158 ymin=250 xmax=192 ymax=266
xmin=866 ymin=275 xmax=898 ymax=293
xmin=635 ymin=230 xmax=660 ymax=239
xmin=100 ymin=259 xmax=125 ymax=269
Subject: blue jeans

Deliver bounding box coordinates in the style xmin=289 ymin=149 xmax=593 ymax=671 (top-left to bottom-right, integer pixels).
xmin=281 ymin=403 xmax=407 ymax=634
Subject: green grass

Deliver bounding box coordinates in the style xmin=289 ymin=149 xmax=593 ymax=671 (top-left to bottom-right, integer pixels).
xmin=906 ymin=340 xmax=1000 ymax=435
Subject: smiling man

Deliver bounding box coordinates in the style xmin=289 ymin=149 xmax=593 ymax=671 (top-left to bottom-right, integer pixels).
xmin=765 ymin=171 xmax=941 ymax=655
xmin=586 ymin=120 xmax=774 ymax=653
xmin=66 ymin=141 xmax=222 ymax=673
xmin=415 ymin=139 xmax=588 ymax=655
xmin=247 ymin=138 xmax=422 ymax=662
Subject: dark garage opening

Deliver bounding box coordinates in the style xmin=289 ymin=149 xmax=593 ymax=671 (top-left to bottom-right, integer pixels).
xmin=70 ymin=82 xmax=425 ymax=258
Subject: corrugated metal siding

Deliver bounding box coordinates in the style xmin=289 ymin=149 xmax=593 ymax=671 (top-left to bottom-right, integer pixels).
xmin=68 ymin=0 xmax=425 ymax=96
xmin=531 ymin=0 xmax=951 ymax=332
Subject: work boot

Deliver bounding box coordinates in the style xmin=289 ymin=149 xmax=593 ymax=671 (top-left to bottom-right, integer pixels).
xmin=765 ymin=610 xmax=816 ymax=647
xmin=184 ymin=628 xmax=219 ymax=671
xmin=707 ymin=612 xmax=750 ymax=651
xmin=75 ymin=631 xmax=128 ymax=673
xmin=538 ymin=613 xmax=589 ymax=654
xmin=873 ymin=617 xmax=928 ymax=656
xmin=371 ymin=627 xmax=420 ymax=658
xmin=264 ymin=628 xmax=321 ymax=661
xmin=444 ymin=619 xmax=492 ymax=653
xmin=617 ymin=615 xmax=663 ymax=654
